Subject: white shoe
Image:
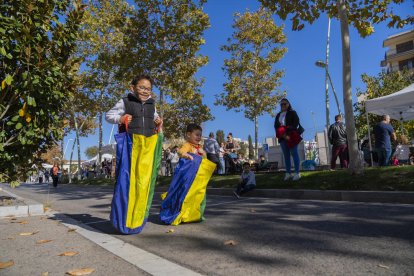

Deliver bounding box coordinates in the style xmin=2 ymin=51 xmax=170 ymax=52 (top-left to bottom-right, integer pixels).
xmin=292 ymin=173 xmax=301 ymax=181
xmin=284 ymin=173 xmax=292 ymax=181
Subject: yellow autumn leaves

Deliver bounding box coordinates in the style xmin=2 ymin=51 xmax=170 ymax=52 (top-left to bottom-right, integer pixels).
xmin=18 ymin=102 xmax=32 ymax=123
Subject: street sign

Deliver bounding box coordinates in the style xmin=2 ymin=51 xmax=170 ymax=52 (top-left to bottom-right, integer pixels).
xmin=263 ymin=143 xmax=269 ymax=153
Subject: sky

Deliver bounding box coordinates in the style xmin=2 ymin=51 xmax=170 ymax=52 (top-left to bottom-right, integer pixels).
xmin=63 ymin=0 xmax=413 ymax=161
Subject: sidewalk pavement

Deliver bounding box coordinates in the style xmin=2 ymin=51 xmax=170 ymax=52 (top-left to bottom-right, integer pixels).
xmin=0 ymin=213 xmax=149 ymax=276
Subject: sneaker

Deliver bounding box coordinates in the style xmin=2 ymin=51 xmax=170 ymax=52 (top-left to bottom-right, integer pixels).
xmin=233 ymin=191 xmax=240 ymax=199
xmin=292 ymin=173 xmax=301 ymax=181
xmin=284 ymin=173 xmax=292 ymax=181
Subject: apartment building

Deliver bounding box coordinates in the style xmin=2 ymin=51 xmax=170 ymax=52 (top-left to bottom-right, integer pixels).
xmin=381 ymin=29 xmax=414 ymax=73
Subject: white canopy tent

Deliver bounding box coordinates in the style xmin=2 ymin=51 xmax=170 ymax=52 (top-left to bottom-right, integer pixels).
xmin=364 ymin=83 xmax=414 ymax=165
xmin=82 ymin=153 xmax=114 ymax=165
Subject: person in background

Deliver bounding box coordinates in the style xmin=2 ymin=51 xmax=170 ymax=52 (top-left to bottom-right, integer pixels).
xmin=274 ymin=98 xmax=302 ymax=181
xmin=328 ymin=114 xmax=349 ymax=170
xmin=51 ymin=164 xmax=59 ymax=187
xmin=233 ymin=163 xmax=256 ymax=199
xmin=203 ymin=132 xmax=220 ymax=172
xmin=169 ymin=146 xmax=180 ymax=175
xmin=257 ymin=155 xmax=269 ymax=171
xmin=374 ymin=115 xmax=396 ymax=166
xmin=218 ymin=142 xmax=226 ymax=175
xmin=225 ymin=133 xmax=240 ymax=154
xmin=393 ymin=134 xmax=410 ymax=165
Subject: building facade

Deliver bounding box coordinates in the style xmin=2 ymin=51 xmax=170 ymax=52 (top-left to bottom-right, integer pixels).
xmin=381 ymin=29 xmax=414 ymax=73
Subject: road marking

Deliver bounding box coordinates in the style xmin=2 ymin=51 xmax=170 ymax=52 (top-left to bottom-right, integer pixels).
xmin=49 ymin=211 xmax=202 ymax=276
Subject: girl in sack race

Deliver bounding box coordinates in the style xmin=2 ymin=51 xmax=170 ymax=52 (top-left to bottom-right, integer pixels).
xmin=274 ymin=98 xmax=304 ymax=181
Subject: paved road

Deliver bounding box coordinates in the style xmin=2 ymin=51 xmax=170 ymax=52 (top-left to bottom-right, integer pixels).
xmin=6 ymin=183 xmax=414 ymax=275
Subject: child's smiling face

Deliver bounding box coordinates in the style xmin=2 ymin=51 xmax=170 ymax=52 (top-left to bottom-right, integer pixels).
xmin=131 ymin=79 xmax=152 ymax=101
xmin=187 ymin=129 xmax=202 ymax=145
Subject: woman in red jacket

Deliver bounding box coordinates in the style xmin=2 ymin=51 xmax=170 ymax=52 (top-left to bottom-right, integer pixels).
xmin=274 ymin=98 xmax=303 ymax=181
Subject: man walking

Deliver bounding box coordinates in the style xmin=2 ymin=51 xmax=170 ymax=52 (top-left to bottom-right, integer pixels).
xmin=203 ymin=132 xmax=220 ymax=171
xmin=374 ymin=115 xmax=396 ymax=166
xmin=328 ymin=114 xmax=348 ymax=169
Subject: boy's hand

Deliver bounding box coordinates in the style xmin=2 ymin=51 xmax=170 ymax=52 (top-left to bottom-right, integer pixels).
xmin=198 ymin=148 xmax=205 ymax=156
xmin=182 ymin=153 xmax=194 ymax=161
xmin=154 ymin=117 xmax=162 ymax=125
xmin=120 ymin=114 xmax=132 ymax=124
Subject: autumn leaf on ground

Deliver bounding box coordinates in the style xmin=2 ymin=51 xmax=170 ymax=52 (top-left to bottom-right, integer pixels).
xmin=19 ymin=231 xmax=38 ymax=236
xmin=378 ymin=264 xmax=390 ymax=269
xmin=0 ymin=260 xmax=14 ymax=269
xmin=250 ymin=209 xmax=256 ymax=213
xmin=59 ymin=251 xmax=79 ymax=257
xmin=19 ymin=220 xmax=29 ymax=224
xmin=68 ymin=228 xmax=77 ymax=232
xmin=42 ymin=272 xmax=49 ymax=276
xmin=36 ymin=239 xmax=52 ymax=244
xmin=224 ymin=239 xmax=237 ymax=246
xmin=65 ymin=268 xmax=95 ymax=275
xmin=166 ymin=229 xmax=175 ymax=233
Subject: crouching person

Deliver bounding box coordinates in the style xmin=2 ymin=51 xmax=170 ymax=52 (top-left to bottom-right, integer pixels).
xmin=233 ymin=163 xmax=256 ymax=198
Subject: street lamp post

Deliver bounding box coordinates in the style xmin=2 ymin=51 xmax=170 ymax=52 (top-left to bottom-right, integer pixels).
xmin=63 ymin=138 xmax=74 ymax=160
xmin=315 ymin=60 xmax=342 ymax=115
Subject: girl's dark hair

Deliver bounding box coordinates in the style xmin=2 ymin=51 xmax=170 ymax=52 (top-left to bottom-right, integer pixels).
xmin=131 ymin=74 xmax=153 ymax=86
xmin=186 ymin=123 xmax=202 ymax=133
xmin=280 ymin=98 xmax=293 ymax=111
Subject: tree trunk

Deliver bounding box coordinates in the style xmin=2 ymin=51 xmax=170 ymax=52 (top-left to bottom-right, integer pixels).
xmin=98 ymin=110 xmax=103 ymax=175
xmin=74 ymin=117 xmax=82 ymax=180
xmin=69 ymin=137 xmax=77 ymax=184
xmin=337 ymin=0 xmax=363 ymax=174
xmin=254 ymin=116 xmax=258 ymax=159
xmin=60 ymin=137 xmax=64 ymax=168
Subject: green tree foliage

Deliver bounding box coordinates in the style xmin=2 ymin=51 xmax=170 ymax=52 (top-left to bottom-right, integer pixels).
xmin=0 ymin=0 xmax=85 ymax=183
xmin=259 ymin=0 xmax=413 ymax=174
xmin=239 ymin=142 xmax=248 ymax=158
xmin=355 ymin=70 xmax=414 ymax=139
xmin=216 ymin=130 xmax=225 ymax=145
xmin=77 ymin=0 xmax=133 ymax=171
xmin=248 ymin=135 xmax=254 ymax=159
xmin=259 ymin=0 xmax=413 ymax=37
xmin=85 ymin=146 xmax=99 ymax=159
xmin=216 ymin=7 xmax=286 ymax=158
xmin=117 ymin=0 xmax=213 ymax=138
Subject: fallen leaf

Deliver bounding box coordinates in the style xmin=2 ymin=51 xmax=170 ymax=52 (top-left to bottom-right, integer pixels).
xmin=224 ymin=239 xmax=237 ymax=246
xmin=42 ymin=272 xmax=49 ymax=276
xmin=250 ymin=209 xmax=256 ymax=213
xmin=166 ymin=229 xmax=175 ymax=233
xmin=68 ymin=228 xmax=77 ymax=232
xmin=65 ymin=268 xmax=95 ymax=275
xmin=19 ymin=231 xmax=38 ymax=236
xmin=7 ymin=237 xmax=15 ymax=240
xmin=19 ymin=220 xmax=29 ymax=224
xmin=378 ymin=264 xmax=390 ymax=269
xmin=59 ymin=251 xmax=79 ymax=257
xmin=9 ymin=217 xmax=17 ymax=221
xmin=0 ymin=260 xmax=14 ymax=269
xmin=43 ymin=207 xmax=50 ymax=212
xmin=36 ymin=239 xmax=52 ymax=244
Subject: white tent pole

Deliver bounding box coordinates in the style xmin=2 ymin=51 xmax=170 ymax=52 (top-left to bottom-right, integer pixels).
xmin=366 ymin=112 xmax=374 ymax=166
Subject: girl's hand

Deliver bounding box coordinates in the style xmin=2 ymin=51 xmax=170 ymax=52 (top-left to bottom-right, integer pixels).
xmin=154 ymin=117 xmax=162 ymax=125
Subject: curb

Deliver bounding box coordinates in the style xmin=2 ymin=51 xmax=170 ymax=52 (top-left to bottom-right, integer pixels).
xmin=0 ymin=186 xmax=44 ymax=217
xmin=205 ymin=188 xmax=414 ymax=204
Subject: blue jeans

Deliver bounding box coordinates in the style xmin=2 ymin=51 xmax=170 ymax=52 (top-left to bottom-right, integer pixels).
xmin=376 ymin=147 xmax=391 ymax=166
xmin=218 ymin=157 xmax=225 ymax=175
xmin=280 ymin=140 xmax=300 ymax=174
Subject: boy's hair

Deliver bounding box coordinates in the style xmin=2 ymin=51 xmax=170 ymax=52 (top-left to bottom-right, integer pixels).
xmin=131 ymin=74 xmax=153 ymax=86
xmin=243 ymin=162 xmax=250 ymax=168
xmin=186 ymin=123 xmax=202 ymax=133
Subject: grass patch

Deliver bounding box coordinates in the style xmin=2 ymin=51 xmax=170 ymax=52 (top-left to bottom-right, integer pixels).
xmin=71 ymin=166 xmax=414 ymax=191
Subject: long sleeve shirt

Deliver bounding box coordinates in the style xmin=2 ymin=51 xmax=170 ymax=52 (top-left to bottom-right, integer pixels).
xmin=178 ymin=142 xmax=206 ymax=158
xmin=105 ymin=97 xmax=159 ymax=124
xmin=240 ymin=171 xmax=256 ymax=186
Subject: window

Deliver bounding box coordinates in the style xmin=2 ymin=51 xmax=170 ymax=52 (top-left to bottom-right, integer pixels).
xmin=399 ymin=58 xmax=414 ymax=71
xmin=396 ymin=41 xmax=413 ymax=53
